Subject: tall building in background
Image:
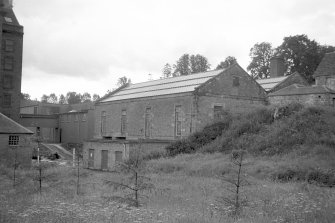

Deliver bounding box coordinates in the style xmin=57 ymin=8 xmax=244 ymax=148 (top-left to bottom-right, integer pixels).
xmin=0 ymin=0 xmax=23 ymax=121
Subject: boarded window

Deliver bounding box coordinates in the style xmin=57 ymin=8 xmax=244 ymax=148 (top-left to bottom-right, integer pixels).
xmin=4 ymin=40 xmax=14 ymax=52
xmin=3 ymin=75 xmax=13 ymax=89
xmin=233 ymin=76 xmax=240 ymax=87
xmin=3 ymin=94 xmax=11 ymax=107
xmin=4 ymin=57 xmax=14 ymax=71
xmin=101 ymin=150 xmax=108 ymax=170
xmin=115 ymin=151 xmax=123 ymax=163
xmin=213 ymin=106 xmax=223 ymax=120
xmin=8 ymin=135 xmax=19 ymax=146
xmin=175 ymin=105 xmax=182 ymax=137
xmin=82 ymin=113 xmax=87 ymax=121
xmin=101 ymin=111 xmax=106 ymax=134
xmin=145 ymin=107 xmax=151 ymax=138
xmin=121 ymin=109 xmax=127 ymax=135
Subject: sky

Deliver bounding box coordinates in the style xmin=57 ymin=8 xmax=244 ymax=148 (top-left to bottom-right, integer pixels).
xmin=14 ymin=0 xmax=335 ymax=100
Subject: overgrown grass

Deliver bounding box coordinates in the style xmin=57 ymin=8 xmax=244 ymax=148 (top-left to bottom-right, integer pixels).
xmin=165 ymin=103 xmax=335 ymax=158
xmin=1 ymin=152 xmax=334 ymax=222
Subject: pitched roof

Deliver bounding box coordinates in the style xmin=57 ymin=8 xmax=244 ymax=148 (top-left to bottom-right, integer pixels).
xmin=313 ymin=52 xmax=335 ymax=77
xmin=256 ymin=76 xmax=289 ymax=91
xmin=0 ymin=113 xmax=33 ymax=134
xmin=100 ymin=69 xmax=225 ymax=103
xmin=268 ymin=84 xmax=335 ymax=97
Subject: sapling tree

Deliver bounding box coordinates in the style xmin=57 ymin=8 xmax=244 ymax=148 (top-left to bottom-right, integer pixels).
xmin=11 ymin=146 xmax=20 ymax=187
xmin=105 ymin=139 xmax=154 ymax=207
xmin=217 ymin=149 xmax=249 ymax=217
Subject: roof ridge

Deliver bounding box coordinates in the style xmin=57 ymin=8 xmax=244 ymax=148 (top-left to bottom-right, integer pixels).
xmin=129 ymin=68 xmax=225 ymax=86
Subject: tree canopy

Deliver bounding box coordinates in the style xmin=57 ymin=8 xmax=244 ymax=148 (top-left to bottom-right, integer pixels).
xmin=164 ymin=53 xmax=211 ymax=77
xmin=247 ymin=42 xmax=274 ymax=79
xmin=247 ymin=35 xmax=335 ymax=82
xmin=216 ymin=56 xmax=237 ymax=70
xmin=66 ymin=92 xmax=82 ymax=104
xmin=276 ymin=34 xmax=335 ymax=83
xmin=162 ymin=63 xmax=172 ymax=78
xmin=20 ymin=93 xmax=31 ymax=100
xmin=117 ymin=76 xmax=131 ymax=87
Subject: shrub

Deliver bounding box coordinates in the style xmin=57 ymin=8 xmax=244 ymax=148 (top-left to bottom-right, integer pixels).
xmin=272 ymin=166 xmax=335 ymax=187
xmin=166 ymin=116 xmax=232 ymax=156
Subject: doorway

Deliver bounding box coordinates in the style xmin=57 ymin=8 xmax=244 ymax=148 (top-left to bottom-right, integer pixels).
xmin=101 ymin=150 xmax=108 ymax=170
xmin=88 ymin=149 xmax=94 ymax=168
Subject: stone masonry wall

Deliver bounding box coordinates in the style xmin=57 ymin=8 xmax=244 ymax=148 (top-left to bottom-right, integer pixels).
xmin=268 ymin=94 xmax=335 ymax=107
xmin=0 ymin=134 xmax=33 ymax=168
xmin=94 ymin=93 xmax=194 ymax=140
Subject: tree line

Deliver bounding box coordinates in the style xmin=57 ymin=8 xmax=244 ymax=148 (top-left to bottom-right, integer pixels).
xmin=21 ymin=92 xmax=101 ymax=104
xmin=162 ymin=54 xmax=237 ymax=78
xmin=21 ymin=76 xmax=132 ymax=104
xmin=162 ymin=34 xmax=335 ymax=83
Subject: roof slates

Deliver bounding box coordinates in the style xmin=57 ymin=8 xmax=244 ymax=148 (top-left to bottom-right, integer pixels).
xmin=101 ymin=69 xmax=224 ymax=102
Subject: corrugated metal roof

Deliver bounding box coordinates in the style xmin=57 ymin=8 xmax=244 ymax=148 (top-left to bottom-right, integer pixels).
xmin=256 ymin=76 xmax=288 ymax=91
xmin=101 ymin=69 xmax=225 ymax=102
xmin=0 ymin=113 xmax=34 ymax=134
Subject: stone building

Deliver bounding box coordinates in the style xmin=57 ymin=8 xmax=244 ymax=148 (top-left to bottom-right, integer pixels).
xmin=19 ymin=100 xmax=95 ymax=144
xmin=0 ymin=1 xmax=23 ymax=122
xmin=0 ymin=112 xmax=34 ymax=168
xmin=268 ymin=52 xmax=335 ymax=106
xmin=83 ymin=63 xmax=267 ymax=170
xmin=256 ymin=56 xmax=308 ymax=93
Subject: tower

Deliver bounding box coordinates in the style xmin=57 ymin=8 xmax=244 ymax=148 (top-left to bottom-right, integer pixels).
xmin=0 ymin=0 xmax=23 ymax=121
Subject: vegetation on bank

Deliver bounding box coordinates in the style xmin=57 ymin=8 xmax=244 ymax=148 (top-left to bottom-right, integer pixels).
xmin=166 ymin=103 xmax=335 ymax=157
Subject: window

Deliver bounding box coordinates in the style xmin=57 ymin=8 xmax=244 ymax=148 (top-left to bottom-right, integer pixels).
xmin=34 ymin=106 xmax=38 ymax=115
xmin=233 ymin=76 xmax=240 ymax=87
xmin=121 ymin=109 xmax=127 ymax=135
xmin=101 ymin=111 xmax=106 ymax=134
xmin=74 ymin=114 xmax=79 ymax=122
xmin=213 ymin=106 xmax=223 ymax=120
xmin=82 ymin=113 xmax=87 ymax=121
xmin=4 ymin=17 xmax=12 ymax=23
xmin=4 ymin=57 xmax=14 ymax=71
xmin=144 ymin=107 xmax=151 ymax=138
xmin=3 ymin=75 xmax=13 ymax=89
xmin=9 ymin=135 xmax=19 ymax=146
xmin=4 ymin=40 xmax=14 ymax=52
xmin=175 ymin=105 xmax=182 ymax=137
xmin=115 ymin=151 xmax=123 ymax=163
xmin=3 ymin=94 xmax=11 ymax=107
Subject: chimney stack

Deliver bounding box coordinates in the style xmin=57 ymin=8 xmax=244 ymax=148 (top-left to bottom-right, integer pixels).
xmin=270 ymin=56 xmax=285 ymax=78
xmin=0 ymin=0 xmax=13 ymax=9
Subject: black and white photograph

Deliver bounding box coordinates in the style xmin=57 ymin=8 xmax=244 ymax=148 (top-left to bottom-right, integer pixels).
xmin=0 ymin=0 xmax=334 ymax=222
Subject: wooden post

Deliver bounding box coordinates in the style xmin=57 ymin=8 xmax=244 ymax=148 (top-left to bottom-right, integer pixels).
xmin=73 ymin=148 xmax=75 ymax=167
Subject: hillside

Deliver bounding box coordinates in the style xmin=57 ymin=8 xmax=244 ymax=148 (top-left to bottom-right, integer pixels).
xmin=166 ymin=103 xmax=335 ymax=157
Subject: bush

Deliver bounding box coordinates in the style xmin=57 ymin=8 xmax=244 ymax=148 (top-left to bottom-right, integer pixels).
xmin=272 ymin=166 xmax=335 ymax=187
xmin=166 ymin=116 xmax=232 ymax=156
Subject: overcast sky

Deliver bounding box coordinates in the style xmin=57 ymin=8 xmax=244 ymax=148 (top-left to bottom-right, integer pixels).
xmin=15 ymin=0 xmax=335 ymax=100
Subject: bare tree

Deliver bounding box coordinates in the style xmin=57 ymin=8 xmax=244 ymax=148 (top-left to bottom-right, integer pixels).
xmin=217 ymin=150 xmax=249 ymax=217
xmin=105 ymin=140 xmax=154 ymax=207
xmin=11 ymin=147 xmax=19 ymax=187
